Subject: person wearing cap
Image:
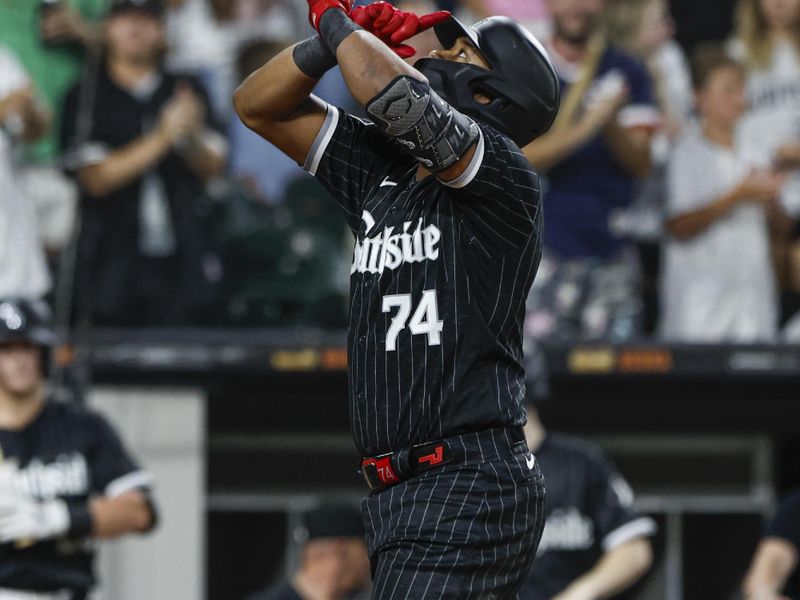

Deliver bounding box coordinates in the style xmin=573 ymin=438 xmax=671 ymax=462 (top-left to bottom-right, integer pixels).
xmin=517 ymin=346 xmax=655 ymax=600
xmin=246 ymin=503 xmax=370 ymax=600
xmin=60 ymin=0 xmax=228 ymax=326
xmin=0 ymin=298 xmax=157 ymax=600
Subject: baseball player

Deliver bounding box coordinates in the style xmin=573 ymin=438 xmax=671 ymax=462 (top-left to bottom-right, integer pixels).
xmin=0 ymin=298 xmax=157 ymax=600
xmin=519 ymin=402 xmax=655 ymax=599
xmin=245 ymin=503 xmax=370 ymax=600
xmin=234 ymin=1 xmax=559 ymax=597
xmin=742 ymin=490 xmax=800 ymax=600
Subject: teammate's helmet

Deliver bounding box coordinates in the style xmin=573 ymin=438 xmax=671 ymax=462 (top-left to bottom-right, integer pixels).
xmin=0 ymin=298 xmax=57 ymax=348
xmin=415 ymin=16 xmax=560 ymax=148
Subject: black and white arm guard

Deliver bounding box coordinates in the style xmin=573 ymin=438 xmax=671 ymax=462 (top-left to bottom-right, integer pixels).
xmin=366 ymin=76 xmax=480 ymax=173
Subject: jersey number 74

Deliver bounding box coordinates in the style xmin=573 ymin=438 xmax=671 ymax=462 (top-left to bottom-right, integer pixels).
xmin=382 ymin=290 xmax=444 ymax=352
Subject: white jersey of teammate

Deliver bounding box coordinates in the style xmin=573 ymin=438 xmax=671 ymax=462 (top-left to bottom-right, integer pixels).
xmin=661 ymin=124 xmax=777 ymax=342
xmin=728 ymin=38 xmax=800 ymax=158
xmin=0 ymin=46 xmax=50 ymax=299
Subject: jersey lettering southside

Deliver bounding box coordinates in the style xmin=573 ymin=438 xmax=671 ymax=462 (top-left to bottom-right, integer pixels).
xmin=0 ymin=401 xmax=153 ymax=593
xmin=520 ymin=434 xmax=657 ymax=599
xmin=305 ymin=105 xmax=542 ymax=456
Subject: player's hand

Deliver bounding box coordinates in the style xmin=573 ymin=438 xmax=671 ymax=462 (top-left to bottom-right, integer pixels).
xmin=577 ymin=83 xmax=628 ymax=137
xmin=350 ymin=2 xmax=451 ymax=59
xmin=307 ymin=0 xmax=353 ymax=31
xmin=0 ymin=495 xmax=70 ymax=544
xmin=158 ymin=83 xmax=205 ymax=146
xmin=40 ymin=5 xmax=95 ymax=46
xmin=774 ymin=142 xmax=800 ymax=170
xmin=0 ymin=86 xmax=35 ymax=123
xmin=733 ymin=169 xmax=787 ymax=204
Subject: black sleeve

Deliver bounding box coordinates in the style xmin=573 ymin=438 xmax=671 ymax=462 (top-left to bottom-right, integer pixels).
xmin=586 ymin=451 xmax=656 ymax=551
xmin=59 ymin=79 xmax=110 ymax=175
xmin=86 ymin=412 xmax=153 ymax=497
xmin=766 ymin=492 xmax=800 ymax=550
xmin=304 ymin=104 xmax=408 ymax=233
xmin=59 ymin=83 xmax=79 ymax=159
xmin=442 ymin=125 xmax=541 ymax=255
xmin=59 ymin=82 xmax=95 ymax=174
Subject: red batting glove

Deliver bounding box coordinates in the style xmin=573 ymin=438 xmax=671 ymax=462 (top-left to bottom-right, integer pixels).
xmin=351 ymin=2 xmax=451 ymax=59
xmin=308 ymin=0 xmax=353 ymax=31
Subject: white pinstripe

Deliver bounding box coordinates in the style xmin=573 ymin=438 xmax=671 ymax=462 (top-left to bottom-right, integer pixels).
xmin=493 ymin=460 xmax=521 ymax=584
xmin=417 ymin=470 xmax=481 ymax=598
xmin=307 ymin=111 xmax=544 ymax=596
xmin=400 ymin=471 xmax=470 ymax=598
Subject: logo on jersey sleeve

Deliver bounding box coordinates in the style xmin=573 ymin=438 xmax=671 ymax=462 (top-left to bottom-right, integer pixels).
xmin=351 ymin=210 xmax=441 ymax=275
xmin=610 ymin=475 xmax=635 ymax=507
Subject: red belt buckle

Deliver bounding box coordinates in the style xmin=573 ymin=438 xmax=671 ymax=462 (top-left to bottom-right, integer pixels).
xmin=408 ymin=441 xmax=453 ymax=474
xmin=417 ymin=444 xmax=446 ymax=466
xmin=361 ymin=454 xmax=400 ymax=490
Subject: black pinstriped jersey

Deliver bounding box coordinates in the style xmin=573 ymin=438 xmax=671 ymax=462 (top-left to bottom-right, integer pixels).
xmin=305 ymin=105 xmax=542 ymax=457
xmin=0 ymin=401 xmax=153 ymax=593
xmin=520 ymin=434 xmax=657 ymax=600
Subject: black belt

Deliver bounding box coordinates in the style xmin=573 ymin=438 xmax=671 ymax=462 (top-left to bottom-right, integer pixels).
xmin=359 ymin=427 xmax=527 ymax=491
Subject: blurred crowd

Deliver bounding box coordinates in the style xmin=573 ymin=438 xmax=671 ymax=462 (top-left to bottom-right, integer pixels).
xmin=2 ymin=0 xmax=800 ymax=343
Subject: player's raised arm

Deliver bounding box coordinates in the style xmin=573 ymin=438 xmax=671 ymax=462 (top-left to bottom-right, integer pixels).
xmin=233 ymin=36 xmax=334 ymax=166
xmin=307 ymin=1 xmax=483 ymax=183
xmin=233 ymin=0 xmax=424 ymax=166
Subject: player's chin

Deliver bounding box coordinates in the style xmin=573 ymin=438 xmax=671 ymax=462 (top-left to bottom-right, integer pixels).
xmin=1 ymin=370 xmax=31 ymax=391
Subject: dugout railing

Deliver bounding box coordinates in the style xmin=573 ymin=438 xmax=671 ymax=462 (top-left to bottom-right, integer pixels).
xmin=78 ymin=329 xmax=800 ymax=600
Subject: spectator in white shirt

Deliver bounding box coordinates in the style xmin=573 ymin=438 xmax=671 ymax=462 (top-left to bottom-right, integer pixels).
xmin=0 ymin=46 xmax=51 ymax=300
xmin=661 ymin=47 xmax=789 ymax=342
xmin=729 ymin=0 xmax=800 ymax=171
xmin=729 ymin=0 xmax=800 ymax=330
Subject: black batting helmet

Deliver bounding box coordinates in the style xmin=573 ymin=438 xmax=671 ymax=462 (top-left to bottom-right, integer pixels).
xmin=0 ymin=298 xmax=57 ymax=347
xmin=415 ymin=16 xmax=560 ymax=148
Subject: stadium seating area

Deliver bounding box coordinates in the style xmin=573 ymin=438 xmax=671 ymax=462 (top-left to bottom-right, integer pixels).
xmin=1 ymin=0 xmax=800 ymax=599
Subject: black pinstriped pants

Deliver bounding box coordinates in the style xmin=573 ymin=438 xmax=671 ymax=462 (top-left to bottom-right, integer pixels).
xmin=362 ymin=429 xmax=547 ymax=599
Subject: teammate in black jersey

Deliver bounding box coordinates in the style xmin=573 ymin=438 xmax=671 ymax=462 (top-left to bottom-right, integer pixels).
xmin=518 ymin=350 xmax=655 ymax=600
xmin=235 ymin=1 xmax=559 ymax=597
xmin=521 ymin=412 xmax=656 ymax=600
xmin=0 ymin=298 xmax=156 ymax=600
